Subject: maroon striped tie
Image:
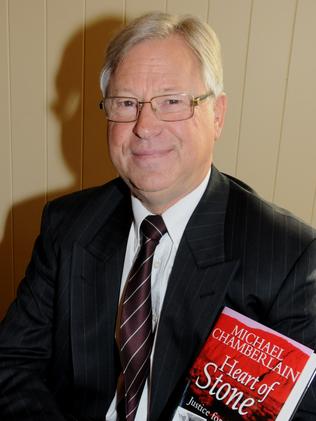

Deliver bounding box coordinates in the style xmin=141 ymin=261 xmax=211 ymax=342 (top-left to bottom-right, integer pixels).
xmin=119 ymin=215 xmax=167 ymax=421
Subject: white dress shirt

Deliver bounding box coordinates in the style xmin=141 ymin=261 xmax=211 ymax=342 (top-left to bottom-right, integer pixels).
xmin=106 ymin=169 xmax=211 ymax=420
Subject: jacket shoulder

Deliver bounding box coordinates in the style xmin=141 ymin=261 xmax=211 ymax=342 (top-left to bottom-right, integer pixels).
xmin=48 ymin=177 xmax=127 ymax=210
xmin=41 ymin=178 xmax=130 ymax=242
xmin=224 ymin=172 xmax=316 ymax=251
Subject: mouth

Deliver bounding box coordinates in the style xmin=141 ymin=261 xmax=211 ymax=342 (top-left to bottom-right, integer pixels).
xmin=132 ymin=149 xmax=173 ymax=160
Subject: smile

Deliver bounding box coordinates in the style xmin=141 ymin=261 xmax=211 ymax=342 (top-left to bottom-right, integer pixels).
xmin=132 ymin=149 xmax=173 ymax=159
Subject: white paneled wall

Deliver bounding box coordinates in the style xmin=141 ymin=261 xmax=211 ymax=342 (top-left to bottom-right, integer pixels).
xmin=273 ymin=0 xmax=316 ymax=222
xmin=0 ymin=0 xmax=315 ymax=318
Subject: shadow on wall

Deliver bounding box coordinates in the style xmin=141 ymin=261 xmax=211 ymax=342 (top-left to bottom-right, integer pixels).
xmin=0 ymin=16 xmax=122 ymax=320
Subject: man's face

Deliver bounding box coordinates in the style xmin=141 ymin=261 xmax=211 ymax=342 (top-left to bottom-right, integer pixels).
xmin=107 ymin=35 xmax=226 ymax=213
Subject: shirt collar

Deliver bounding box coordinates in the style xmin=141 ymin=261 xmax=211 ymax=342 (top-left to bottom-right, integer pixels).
xmin=131 ymin=168 xmax=211 ymax=248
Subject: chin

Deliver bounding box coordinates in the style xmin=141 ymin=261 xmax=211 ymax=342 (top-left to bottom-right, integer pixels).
xmin=128 ymin=179 xmax=169 ymax=200
xmin=126 ymin=172 xmax=170 ymax=191
xmin=132 ymin=182 xmax=167 ymax=195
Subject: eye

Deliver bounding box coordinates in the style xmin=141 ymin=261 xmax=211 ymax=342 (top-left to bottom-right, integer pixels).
xmin=116 ymin=99 xmax=136 ymax=108
xmin=158 ymin=97 xmax=184 ymax=110
xmin=164 ymin=97 xmax=184 ymax=106
xmin=157 ymin=95 xmax=187 ymax=112
xmin=166 ymin=98 xmax=181 ymax=105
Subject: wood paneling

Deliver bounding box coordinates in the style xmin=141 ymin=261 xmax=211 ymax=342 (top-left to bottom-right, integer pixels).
xmin=209 ymin=0 xmax=252 ymax=175
xmin=235 ymin=0 xmax=297 ymax=201
xmin=312 ymin=195 xmax=316 ymax=227
xmin=0 ymin=0 xmax=14 ymax=317
xmin=8 ymin=0 xmax=47 ymax=292
xmin=126 ymin=0 xmax=166 ymax=21
xmin=46 ymin=0 xmax=85 ymax=199
xmin=1 ymin=0 xmax=316 ymax=318
xmin=82 ymin=0 xmax=124 ymax=188
xmin=167 ymin=0 xmax=209 ymax=19
xmin=273 ymin=0 xmax=316 ymax=222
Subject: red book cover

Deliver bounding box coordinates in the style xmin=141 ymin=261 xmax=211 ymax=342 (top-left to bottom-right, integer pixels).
xmin=172 ymin=307 xmax=316 ymax=421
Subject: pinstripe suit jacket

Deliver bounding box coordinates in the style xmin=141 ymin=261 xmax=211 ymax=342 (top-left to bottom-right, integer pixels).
xmin=0 ymin=167 xmax=315 ymax=421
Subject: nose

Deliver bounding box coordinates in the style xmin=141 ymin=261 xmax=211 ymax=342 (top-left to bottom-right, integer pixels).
xmin=132 ymin=102 xmax=162 ymax=139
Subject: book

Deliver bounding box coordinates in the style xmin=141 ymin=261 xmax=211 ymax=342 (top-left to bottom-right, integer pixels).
xmin=172 ymin=307 xmax=316 ymax=421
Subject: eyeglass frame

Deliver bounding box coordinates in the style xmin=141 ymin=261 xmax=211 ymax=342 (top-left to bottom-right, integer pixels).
xmin=99 ymin=91 xmax=214 ymax=123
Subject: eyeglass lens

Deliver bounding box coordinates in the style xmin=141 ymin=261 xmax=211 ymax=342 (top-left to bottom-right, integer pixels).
xmin=103 ymin=93 xmax=194 ymax=122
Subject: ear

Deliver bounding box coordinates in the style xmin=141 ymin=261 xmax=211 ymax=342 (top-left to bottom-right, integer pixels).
xmin=213 ymin=93 xmax=227 ymax=140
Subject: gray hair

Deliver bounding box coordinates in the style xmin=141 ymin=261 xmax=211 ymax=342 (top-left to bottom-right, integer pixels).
xmin=100 ymin=12 xmax=223 ymax=97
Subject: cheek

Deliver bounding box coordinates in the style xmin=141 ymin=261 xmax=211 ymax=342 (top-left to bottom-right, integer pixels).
xmin=171 ymin=117 xmax=214 ymax=158
xmin=108 ymin=123 xmax=123 ymax=146
xmin=107 ymin=124 xmax=130 ymax=157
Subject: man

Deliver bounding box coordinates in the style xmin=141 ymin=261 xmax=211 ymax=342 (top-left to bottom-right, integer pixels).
xmin=0 ymin=12 xmax=315 ymax=421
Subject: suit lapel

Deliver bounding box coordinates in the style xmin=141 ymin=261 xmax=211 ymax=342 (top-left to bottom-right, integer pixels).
xmin=150 ymin=168 xmax=240 ymax=420
xmin=68 ymin=169 xmax=241 ymax=418
xmin=70 ymin=189 xmax=132 ymax=414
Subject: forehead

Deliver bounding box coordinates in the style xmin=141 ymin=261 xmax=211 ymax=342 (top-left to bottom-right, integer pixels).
xmin=109 ymin=35 xmax=205 ymax=94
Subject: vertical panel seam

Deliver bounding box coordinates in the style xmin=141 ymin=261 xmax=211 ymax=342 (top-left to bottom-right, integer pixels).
xmin=44 ymin=0 xmax=48 ymax=203
xmin=311 ymin=186 xmax=316 ymax=226
xmin=7 ymin=0 xmax=15 ymax=297
xmin=81 ymin=0 xmax=86 ymax=190
xmin=123 ymin=0 xmax=127 ymax=25
xmin=272 ymin=0 xmax=299 ymax=203
xmin=206 ymin=0 xmax=210 ymax=22
xmin=234 ymin=0 xmax=254 ymax=177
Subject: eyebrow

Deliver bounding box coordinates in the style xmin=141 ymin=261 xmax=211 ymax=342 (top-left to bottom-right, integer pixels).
xmin=107 ymin=88 xmax=190 ymax=98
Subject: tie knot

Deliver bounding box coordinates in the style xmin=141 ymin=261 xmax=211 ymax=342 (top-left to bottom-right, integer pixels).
xmin=140 ymin=215 xmax=167 ymax=242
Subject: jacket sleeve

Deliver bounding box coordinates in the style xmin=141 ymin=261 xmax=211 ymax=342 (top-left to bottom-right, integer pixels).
xmin=0 ymin=203 xmax=79 ymax=421
xmin=269 ymin=239 xmax=316 ymax=420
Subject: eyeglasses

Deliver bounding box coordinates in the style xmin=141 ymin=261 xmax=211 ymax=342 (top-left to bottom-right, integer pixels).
xmin=99 ymin=92 xmax=213 ymax=123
